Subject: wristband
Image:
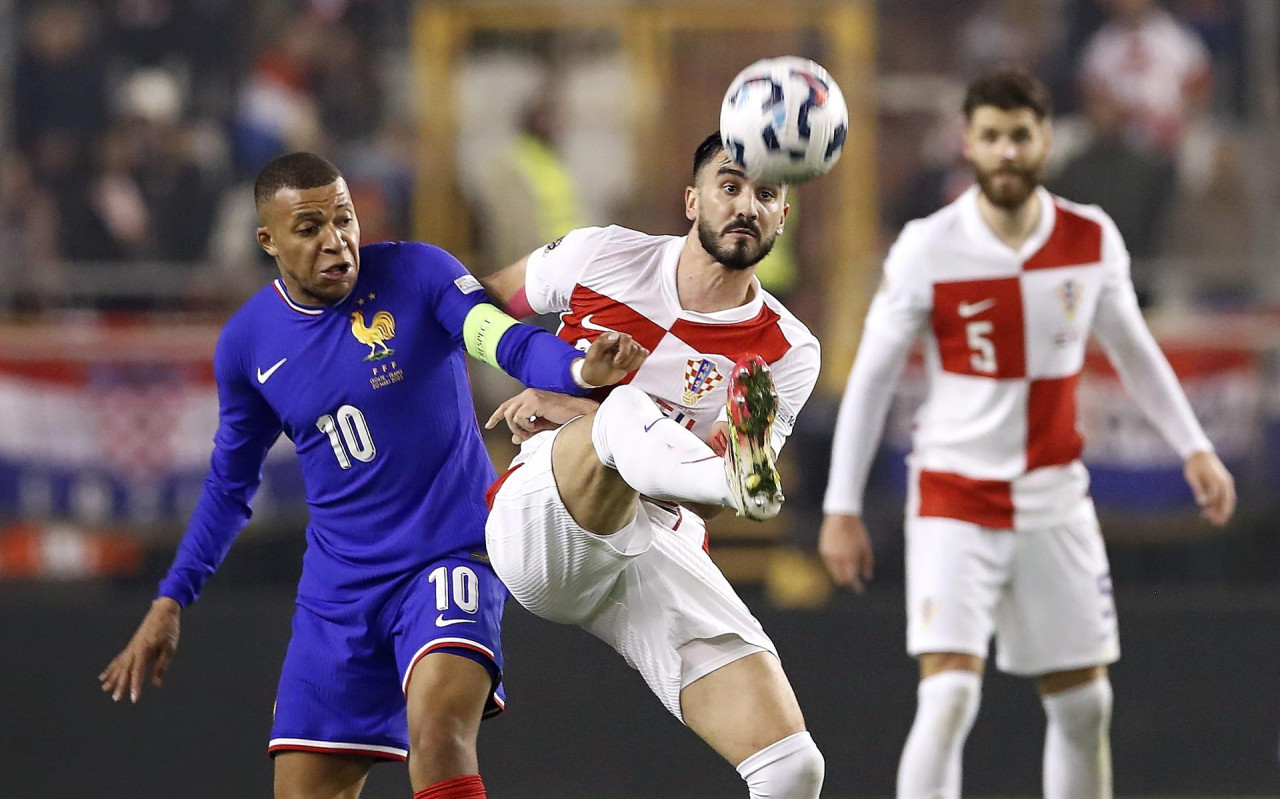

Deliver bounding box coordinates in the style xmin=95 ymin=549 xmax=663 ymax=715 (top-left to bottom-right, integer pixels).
xmin=571 ymin=357 xmax=602 ymax=389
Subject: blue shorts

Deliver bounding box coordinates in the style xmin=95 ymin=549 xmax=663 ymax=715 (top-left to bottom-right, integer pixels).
xmin=268 ymin=553 xmax=508 ymax=761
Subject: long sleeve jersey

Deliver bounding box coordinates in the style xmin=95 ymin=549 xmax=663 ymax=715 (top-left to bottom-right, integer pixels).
xmin=823 ymin=186 xmax=1211 ymax=529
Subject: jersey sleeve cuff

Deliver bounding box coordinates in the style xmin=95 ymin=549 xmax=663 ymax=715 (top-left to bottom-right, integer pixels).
xmin=156 ymin=580 xmax=196 ymax=609
xmin=822 ymin=499 xmax=863 ymax=516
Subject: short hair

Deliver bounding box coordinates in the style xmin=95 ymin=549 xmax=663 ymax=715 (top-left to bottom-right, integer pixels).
xmin=692 ymin=132 xmax=725 ymax=182
xmin=962 ymin=66 xmax=1052 ymax=121
xmin=253 ymin=152 xmax=344 ymax=211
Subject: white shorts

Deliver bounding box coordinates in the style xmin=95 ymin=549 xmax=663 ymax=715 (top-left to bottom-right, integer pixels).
xmin=485 ymin=430 xmax=776 ymax=721
xmin=905 ymin=499 xmax=1120 ymax=676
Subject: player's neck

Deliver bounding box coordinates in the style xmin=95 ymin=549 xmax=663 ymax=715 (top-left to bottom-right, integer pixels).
xmin=277 ymin=270 xmax=351 ymax=308
xmin=977 ymin=189 xmax=1043 ymax=251
xmin=676 ymin=240 xmax=756 ymax=313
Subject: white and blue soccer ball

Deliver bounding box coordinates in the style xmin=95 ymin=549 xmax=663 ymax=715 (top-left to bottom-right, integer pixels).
xmin=719 ymin=56 xmax=848 ymax=185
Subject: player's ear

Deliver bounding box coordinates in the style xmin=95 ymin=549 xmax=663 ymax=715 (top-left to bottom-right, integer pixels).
xmin=258 ymin=227 xmax=278 ymax=257
xmin=776 ymin=201 xmax=790 ymax=235
xmin=684 ymin=186 xmax=698 ymax=222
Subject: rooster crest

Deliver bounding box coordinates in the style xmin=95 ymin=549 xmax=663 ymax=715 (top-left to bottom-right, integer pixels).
xmin=350 ymin=310 xmax=397 ymax=361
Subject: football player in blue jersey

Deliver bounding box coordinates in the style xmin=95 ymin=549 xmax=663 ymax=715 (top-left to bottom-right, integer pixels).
xmin=99 ymin=152 xmax=646 ymax=799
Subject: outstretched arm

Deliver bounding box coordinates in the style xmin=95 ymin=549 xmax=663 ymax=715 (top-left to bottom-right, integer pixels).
xmin=461 ymin=305 xmax=645 ymax=393
xmin=100 ymin=332 xmax=281 ymax=702
xmin=408 ymin=242 xmax=635 ymax=394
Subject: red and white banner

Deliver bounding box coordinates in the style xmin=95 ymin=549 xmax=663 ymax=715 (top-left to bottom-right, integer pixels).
xmin=0 ymin=319 xmax=301 ymax=529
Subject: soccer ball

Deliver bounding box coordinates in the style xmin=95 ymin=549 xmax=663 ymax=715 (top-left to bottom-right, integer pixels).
xmin=719 ymin=56 xmax=848 ymax=185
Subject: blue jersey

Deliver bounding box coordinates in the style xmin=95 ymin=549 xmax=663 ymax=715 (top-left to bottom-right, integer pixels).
xmin=159 ymin=241 xmax=581 ymax=604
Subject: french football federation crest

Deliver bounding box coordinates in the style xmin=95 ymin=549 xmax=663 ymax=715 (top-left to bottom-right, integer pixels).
xmin=350 ymin=309 xmax=396 ymax=361
xmin=1057 ymin=279 xmax=1080 ymax=321
xmin=682 ymin=358 xmax=724 ymax=407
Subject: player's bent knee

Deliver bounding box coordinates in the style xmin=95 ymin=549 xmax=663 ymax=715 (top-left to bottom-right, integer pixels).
xmin=736 ymin=731 xmax=824 ymax=799
xmin=915 ymin=669 xmax=983 ymax=747
xmin=1043 ymin=677 xmax=1112 ymax=741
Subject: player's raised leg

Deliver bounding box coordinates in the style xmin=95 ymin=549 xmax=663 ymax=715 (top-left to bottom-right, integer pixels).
xmin=274 ymin=752 xmax=373 ymax=799
xmin=404 ymin=653 xmax=492 ymax=797
xmin=680 ymin=651 xmax=823 ymax=799
xmin=551 ymin=355 xmax=783 ymax=534
xmin=897 ymin=654 xmax=985 ymax=799
xmin=1039 ymin=664 xmax=1113 ymax=799
xmin=549 ymin=383 xmax=736 ymax=534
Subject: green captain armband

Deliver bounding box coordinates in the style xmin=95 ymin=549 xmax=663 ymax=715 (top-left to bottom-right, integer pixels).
xmin=463 ymin=303 xmax=520 ymax=372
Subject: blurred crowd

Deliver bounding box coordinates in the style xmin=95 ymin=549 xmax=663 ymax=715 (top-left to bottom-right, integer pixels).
xmin=881 ymin=0 xmax=1261 ymax=303
xmin=0 ymin=0 xmax=1270 ymax=312
xmin=1 ymin=0 xmax=417 ymax=309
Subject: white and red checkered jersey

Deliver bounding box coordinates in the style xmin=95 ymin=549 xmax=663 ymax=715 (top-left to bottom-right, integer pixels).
xmin=525 ymin=225 xmax=820 ymax=454
xmin=823 ymin=186 xmax=1212 ymax=529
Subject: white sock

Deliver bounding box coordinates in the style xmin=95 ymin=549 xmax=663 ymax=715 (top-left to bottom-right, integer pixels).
xmin=1042 ymin=678 xmax=1113 ymax=799
xmin=735 ymin=731 xmax=824 ymax=799
xmin=590 ymin=385 xmax=734 ymax=507
xmin=897 ymin=670 xmax=982 ymax=799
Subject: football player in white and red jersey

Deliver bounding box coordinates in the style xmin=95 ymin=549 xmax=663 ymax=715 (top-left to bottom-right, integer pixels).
xmin=819 ymin=67 xmax=1235 ymax=799
xmin=478 ymin=133 xmax=825 ymax=798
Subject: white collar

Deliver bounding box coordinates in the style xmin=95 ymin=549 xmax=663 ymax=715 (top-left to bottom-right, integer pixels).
xmin=662 ymin=235 xmax=767 ymax=324
xmin=959 ymin=185 xmax=1057 ymax=260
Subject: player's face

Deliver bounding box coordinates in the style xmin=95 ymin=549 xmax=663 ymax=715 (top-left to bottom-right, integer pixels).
xmin=964 ymin=106 xmax=1052 ymax=211
xmin=687 ymin=153 xmax=788 ymax=271
xmin=258 ymin=178 xmax=361 ymax=305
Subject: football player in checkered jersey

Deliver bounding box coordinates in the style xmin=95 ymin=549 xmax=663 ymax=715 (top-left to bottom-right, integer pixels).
xmin=820 ymin=67 xmax=1236 ymax=799
xmin=477 ymin=133 xmax=825 ymax=798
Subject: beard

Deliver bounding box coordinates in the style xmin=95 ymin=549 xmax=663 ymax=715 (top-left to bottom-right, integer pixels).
xmin=976 ymin=163 xmax=1042 ymax=210
xmin=697 ymin=217 xmax=777 ymax=271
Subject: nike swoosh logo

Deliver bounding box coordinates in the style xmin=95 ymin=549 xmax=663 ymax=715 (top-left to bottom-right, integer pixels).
xmin=643 ymin=417 xmax=664 ymax=432
xmin=435 ymin=614 xmax=477 ymax=627
xmin=957 ymin=298 xmax=996 ymax=318
xmin=579 ymin=313 xmax=616 ymax=333
xmin=256 ymin=357 xmax=288 ymax=384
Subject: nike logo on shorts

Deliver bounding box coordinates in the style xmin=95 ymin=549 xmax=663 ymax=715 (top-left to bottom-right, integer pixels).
xmin=435 ymin=614 xmax=477 ymax=627
xmin=256 ymin=357 xmax=288 ymax=384
xmin=644 ymin=417 xmax=664 ymax=432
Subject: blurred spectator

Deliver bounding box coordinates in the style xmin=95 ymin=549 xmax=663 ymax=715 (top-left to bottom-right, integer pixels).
xmin=117 ymin=69 xmax=224 ymax=262
xmin=961 ymin=0 xmax=1065 ymax=74
xmin=14 ymin=2 xmax=108 ymax=156
xmin=87 ymin=123 xmax=151 ymax=260
xmin=475 ymin=86 xmax=586 ymax=269
xmin=230 ymin=18 xmax=325 ymax=177
xmin=314 ymin=27 xmax=383 ymax=144
xmin=0 ymin=149 xmax=63 ymax=306
xmin=104 ymin=0 xmax=182 ymax=67
xmin=1078 ymin=0 xmax=1212 ymax=159
xmin=891 ymin=114 xmax=973 ymax=229
xmin=1049 ymin=86 xmax=1175 ymax=262
xmin=1178 ymin=0 xmax=1247 ymax=118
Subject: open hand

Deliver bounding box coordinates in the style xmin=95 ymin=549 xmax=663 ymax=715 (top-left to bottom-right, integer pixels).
xmin=818 ymin=514 xmax=875 ymax=594
xmin=99 ymin=597 xmax=181 ymax=703
xmin=486 ymin=389 xmax=601 ymax=444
